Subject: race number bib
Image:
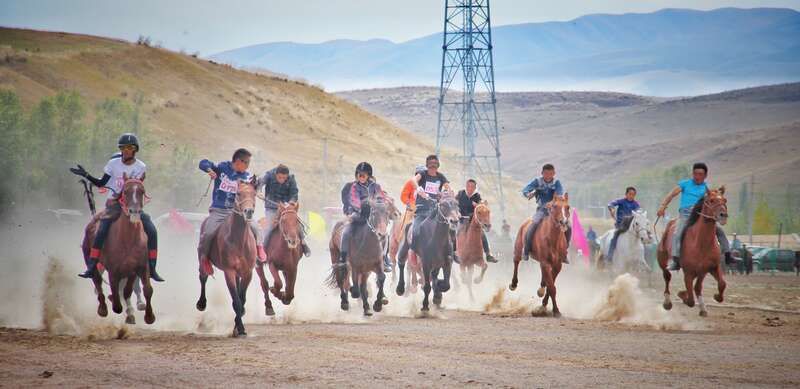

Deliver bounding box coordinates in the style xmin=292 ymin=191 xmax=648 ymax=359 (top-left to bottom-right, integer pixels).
xmin=424 ymin=180 xmax=440 ymax=195
xmin=219 ymin=175 xmax=239 ymax=194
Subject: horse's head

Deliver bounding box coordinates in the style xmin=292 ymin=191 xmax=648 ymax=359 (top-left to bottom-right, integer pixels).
xmin=437 ymin=191 xmax=461 ymax=230
xmin=367 ymin=196 xmax=391 ymax=239
xmin=235 ymin=176 xmax=257 ymax=221
xmin=631 ymin=210 xmax=654 ymax=244
xmin=385 ymin=196 xmax=401 ymax=222
xmin=278 ymin=202 xmax=301 ymax=249
xmin=120 ymin=173 xmax=147 ymax=223
xmin=474 ymin=200 xmax=492 ymax=232
xmin=703 ymin=186 xmax=728 ymax=225
xmin=547 ymin=194 xmax=570 ymax=232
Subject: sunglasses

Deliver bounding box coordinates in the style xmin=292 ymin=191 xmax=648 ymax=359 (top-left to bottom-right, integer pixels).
xmin=119 ymin=145 xmax=136 ymax=151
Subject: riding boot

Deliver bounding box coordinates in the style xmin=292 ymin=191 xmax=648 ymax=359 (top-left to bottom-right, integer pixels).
xmin=79 ymin=250 xmax=100 ymax=278
xmin=383 ymin=254 xmax=393 ymax=273
xmin=522 ymin=223 xmax=536 ymax=260
xmin=485 ymin=253 xmax=498 ymax=263
xmin=724 ymin=251 xmax=735 ymax=266
xmin=453 ymin=253 xmax=461 ymax=264
xmin=301 ymin=241 xmax=312 ymax=257
xmin=148 ymin=250 xmax=165 ymax=282
xmin=668 ymin=255 xmax=681 ymax=271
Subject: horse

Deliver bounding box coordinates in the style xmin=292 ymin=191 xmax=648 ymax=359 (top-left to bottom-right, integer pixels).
xmin=596 ymin=210 xmax=655 ymax=274
xmin=657 ymin=187 xmax=728 ymax=317
xmin=509 ymin=194 xmax=571 ymax=318
xmin=82 ymin=175 xmax=155 ymax=325
xmin=195 ymin=177 xmax=258 ymax=337
xmin=255 ymin=202 xmax=303 ymax=316
xmin=456 ymin=201 xmax=492 ymax=300
xmin=328 ymin=196 xmax=392 ymax=316
xmin=387 ymin=201 xmax=408 ymax=274
xmin=395 ymin=192 xmax=460 ymax=312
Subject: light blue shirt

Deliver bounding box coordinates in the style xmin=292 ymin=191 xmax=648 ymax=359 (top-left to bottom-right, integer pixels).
xmin=678 ymin=178 xmax=708 ymax=211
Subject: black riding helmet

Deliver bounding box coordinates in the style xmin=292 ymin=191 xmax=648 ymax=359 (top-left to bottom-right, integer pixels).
xmin=118 ymin=133 xmax=140 ymax=152
xmin=355 ymin=162 xmax=373 ymax=178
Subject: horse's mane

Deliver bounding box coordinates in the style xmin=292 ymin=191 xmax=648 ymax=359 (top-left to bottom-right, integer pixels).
xmin=685 ymin=195 xmax=706 ymax=228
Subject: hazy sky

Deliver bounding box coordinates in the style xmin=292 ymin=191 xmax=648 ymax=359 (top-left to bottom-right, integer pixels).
xmin=2 ymin=0 xmax=799 ymax=55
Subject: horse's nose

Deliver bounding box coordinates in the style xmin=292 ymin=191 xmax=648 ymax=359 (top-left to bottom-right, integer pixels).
xmin=244 ymin=209 xmax=254 ymax=219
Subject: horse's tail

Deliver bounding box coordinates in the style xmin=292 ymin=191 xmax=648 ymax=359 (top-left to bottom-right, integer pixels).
xmin=325 ymin=264 xmax=347 ymax=290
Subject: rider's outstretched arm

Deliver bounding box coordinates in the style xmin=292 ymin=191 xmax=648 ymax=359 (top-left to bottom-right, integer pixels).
xmin=658 ymin=186 xmax=682 ymax=215
xmin=86 ymin=173 xmax=111 ymax=188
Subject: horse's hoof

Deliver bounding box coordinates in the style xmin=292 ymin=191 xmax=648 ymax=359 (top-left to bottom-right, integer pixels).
xmin=432 ymin=295 xmax=443 ymax=306
xmin=508 ymin=283 xmax=517 ymax=291
xmin=421 ymin=306 xmax=430 ymax=312
xmin=699 ymin=310 xmax=708 ymax=317
xmin=281 ymin=299 xmax=292 ymax=306
xmin=98 ymin=305 xmax=108 ymax=317
xmin=265 ymin=306 xmax=276 ymax=316
xmin=714 ymin=293 xmax=723 ymax=303
xmin=663 ymin=301 xmax=673 ymax=311
xmin=125 ymin=315 xmax=136 ymax=325
xmin=381 ymin=297 xmax=389 ymax=305
xmin=341 ymin=301 xmax=349 ymax=311
xmin=395 ymin=284 xmax=405 ymax=296
xmin=537 ymin=287 xmax=546 ymax=298
xmin=196 ymin=299 xmax=207 ymax=312
xmin=112 ymin=304 xmax=123 ymax=315
xmin=436 ymin=280 xmax=450 ymax=293
xmin=144 ymin=312 xmax=155 ymax=325
xmin=137 ymin=302 xmax=146 ymax=311
xmin=373 ymin=301 xmax=383 ymax=312
xmin=350 ymin=286 xmax=360 ymax=299
xmin=553 ymin=310 xmax=562 ymax=318
xmin=474 ymin=277 xmax=483 ymax=284
xmin=364 ymin=310 xmax=373 ymax=317
xmin=686 ymin=300 xmax=695 ymax=308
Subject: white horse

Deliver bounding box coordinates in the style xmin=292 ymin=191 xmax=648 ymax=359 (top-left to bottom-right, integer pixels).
xmin=596 ymin=210 xmax=655 ymax=274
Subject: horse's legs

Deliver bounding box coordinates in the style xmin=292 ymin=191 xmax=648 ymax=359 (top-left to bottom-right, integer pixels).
xmin=255 ymin=264 xmax=275 ymax=316
xmin=122 ymin=277 xmax=136 ymax=325
xmin=550 ymin=265 xmax=562 ymax=317
xmin=360 ymin=272 xmax=372 ymax=316
xmin=710 ymin=264 xmax=726 ymax=304
xmin=196 ymin=273 xmax=208 ymax=311
xmin=431 ymin=267 xmax=443 ymax=307
xmin=239 ymin=270 xmax=253 ymax=318
xmin=282 ymin=268 xmax=296 ymax=305
xmin=476 ymin=260 xmax=488 ymax=284
xmin=109 ymin=272 xmax=123 ymax=315
xmin=395 ymin=230 xmax=409 ymax=296
xmin=537 ymin=271 xmax=546 ymax=298
xmin=421 ymin=263 xmax=432 ymax=312
xmin=374 ymin=266 xmax=386 ymax=312
xmin=141 ymin=269 xmax=155 ymax=324
xmin=661 ymin=267 xmax=673 ymax=310
xmin=224 ymin=271 xmax=245 ymax=337
xmin=350 ymin=268 xmax=361 ymax=299
xmin=466 ymin=265 xmax=475 ymax=301
xmin=695 ymin=272 xmax=708 ymax=317
xmin=134 ymin=277 xmax=146 ymax=311
xmin=267 ymin=262 xmax=285 ymax=301
xmin=509 ymin=258 xmax=521 ymax=291
xmin=92 ymin=272 xmax=108 ymax=317
xmin=440 ymin=255 xmax=452 ymax=293
xmin=679 ymin=271 xmax=696 ymax=308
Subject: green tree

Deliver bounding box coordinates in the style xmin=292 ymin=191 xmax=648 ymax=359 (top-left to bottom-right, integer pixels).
xmin=0 ymin=90 xmax=24 ymax=213
xmin=753 ymin=196 xmax=777 ymax=234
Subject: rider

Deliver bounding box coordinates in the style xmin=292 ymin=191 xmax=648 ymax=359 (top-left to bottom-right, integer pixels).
xmin=456 ymin=179 xmax=498 ymax=263
xmin=258 ymin=164 xmax=311 ymax=258
xmin=197 ymin=149 xmax=266 ymax=265
xmin=657 ymin=162 xmax=733 ymax=271
xmin=70 ymin=133 xmax=164 ymax=282
xmin=403 ymin=155 xmax=455 ymax=263
xmin=337 ymin=162 xmax=391 ymax=272
xmin=605 ymin=186 xmax=641 ymax=262
xmin=521 ymin=163 xmax=570 ymax=263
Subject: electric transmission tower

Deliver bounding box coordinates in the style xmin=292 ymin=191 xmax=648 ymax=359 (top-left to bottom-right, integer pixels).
xmin=434 ymin=0 xmax=505 ymax=220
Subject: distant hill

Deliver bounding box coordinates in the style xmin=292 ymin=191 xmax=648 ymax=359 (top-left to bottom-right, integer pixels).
xmin=212 ymin=8 xmax=800 ymax=96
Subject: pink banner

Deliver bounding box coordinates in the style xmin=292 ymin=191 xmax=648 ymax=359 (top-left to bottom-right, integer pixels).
xmin=571 ymin=209 xmax=590 ymax=265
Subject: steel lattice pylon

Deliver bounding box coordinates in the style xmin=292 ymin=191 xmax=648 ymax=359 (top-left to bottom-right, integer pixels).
xmin=435 ymin=0 xmax=505 ymax=220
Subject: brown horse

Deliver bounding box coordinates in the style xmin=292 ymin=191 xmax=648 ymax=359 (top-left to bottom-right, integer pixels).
xmin=509 ymin=194 xmax=570 ymax=318
xmin=256 ymin=202 xmax=303 ymax=316
xmin=657 ymin=187 xmax=728 ymax=317
xmin=195 ymin=177 xmax=258 ymax=337
xmin=456 ymin=201 xmax=492 ymax=300
xmin=82 ymin=175 xmax=155 ymax=325
xmin=328 ymin=197 xmax=392 ymax=315
xmin=388 ymin=204 xmax=413 ymax=274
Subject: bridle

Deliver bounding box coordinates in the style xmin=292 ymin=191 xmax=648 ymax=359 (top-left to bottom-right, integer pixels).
xmin=117 ymin=179 xmax=149 ymax=217
xmin=472 ymin=203 xmax=491 ymax=230
xmin=698 ymin=197 xmax=727 ymax=222
xmin=277 ymin=206 xmax=300 ymax=249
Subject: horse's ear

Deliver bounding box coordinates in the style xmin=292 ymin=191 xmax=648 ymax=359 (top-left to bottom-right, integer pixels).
xmin=482 ymin=200 xmax=488 ymax=206
xmin=718 ymin=185 xmax=726 ymax=195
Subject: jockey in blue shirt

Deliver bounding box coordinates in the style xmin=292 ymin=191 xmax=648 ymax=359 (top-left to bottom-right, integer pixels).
xmin=197 ymin=148 xmax=266 ymax=264
xmin=605 ymin=187 xmax=641 ymax=262
xmin=658 ymin=162 xmax=733 ymax=271
xmin=521 ymin=163 xmax=570 ymax=263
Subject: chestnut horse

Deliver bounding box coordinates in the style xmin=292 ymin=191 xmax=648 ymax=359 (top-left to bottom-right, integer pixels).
xmin=509 ymin=194 xmax=570 ymax=318
xmin=195 ymin=178 xmax=258 ymax=337
xmin=657 ymin=187 xmax=728 ymax=317
xmin=456 ymin=201 xmax=492 ymax=300
xmin=256 ymin=202 xmax=303 ymax=316
xmin=83 ymin=175 xmax=155 ymax=325
xmin=328 ymin=197 xmax=392 ymax=316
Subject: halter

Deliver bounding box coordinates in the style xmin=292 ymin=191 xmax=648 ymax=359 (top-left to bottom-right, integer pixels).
xmin=233 ymin=186 xmax=256 ymax=217
xmin=697 ymin=198 xmax=725 ymax=221
xmin=435 ymin=198 xmax=458 ymax=229
xmin=365 ymin=201 xmax=389 ymax=238
xmin=472 ymin=203 xmax=491 ymax=230
xmin=117 ymin=179 xmax=149 ymax=217
xmin=277 ymin=206 xmax=301 ymax=248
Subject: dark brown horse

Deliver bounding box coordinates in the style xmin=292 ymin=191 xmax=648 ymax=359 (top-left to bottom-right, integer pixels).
xmin=509 ymin=194 xmax=570 ymax=318
xmin=658 ymin=187 xmax=728 ymax=317
xmin=456 ymin=201 xmax=492 ymax=300
xmin=82 ymin=175 xmax=155 ymax=325
xmin=256 ymin=202 xmax=303 ymax=316
xmin=328 ymin=197 xmax=392 ymax=315
xmin=195 ymin=177 xmax=258 ymax=337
